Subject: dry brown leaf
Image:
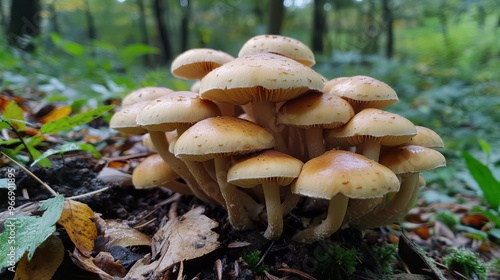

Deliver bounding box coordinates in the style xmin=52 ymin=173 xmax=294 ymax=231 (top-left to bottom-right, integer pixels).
xmin=70 ymin=248 xmax=114 ymax=280
xmin=13 ymin=235 xmax=64 ymax=280
xmin=153 ymin=206 xmax=219 ymax=272
xmin=105 ymin=220 xmax=151 ymax=248
xmin=39 ymin=105 xmax=72 ymax=123
xmin=93 ymin=251 xmax=128 ymax=278
xmin=57 ymin=200 xmax=97 ymax=257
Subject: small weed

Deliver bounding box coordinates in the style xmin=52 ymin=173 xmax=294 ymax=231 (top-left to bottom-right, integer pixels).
xmin=371 ymin=244 xmax=397 ymax=275
xmin=242 ymin=250 xmax=271 ymax=276
xmin=444 ymin=248 xmax=488 ymax=280
xmin=317 ymin=243 xmax=362 ymax=280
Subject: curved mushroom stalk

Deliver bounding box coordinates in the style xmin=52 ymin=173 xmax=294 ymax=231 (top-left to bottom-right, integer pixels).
xmin=292 ymin=194 xmax=349 ymax=243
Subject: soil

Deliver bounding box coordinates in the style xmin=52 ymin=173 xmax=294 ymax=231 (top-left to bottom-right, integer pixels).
xmin=0 ymin=155 xmax=414 ymax=280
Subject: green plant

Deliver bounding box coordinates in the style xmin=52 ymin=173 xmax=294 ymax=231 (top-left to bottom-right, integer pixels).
xmin=242 ymin=250 xmax=271 ymax=276
xmin=317 ymin=243 xmax=362 ymax=280
xmin=444 ymin=248 xmax=488 ymax=280
xmin=370 ymin=244 xmax=397 ymax=275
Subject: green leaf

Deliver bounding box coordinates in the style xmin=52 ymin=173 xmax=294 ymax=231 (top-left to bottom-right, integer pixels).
xmin=30 ymin=142 xmax=101 ymax=167
xmin=477 ymin=138 xmax=490 ymax=161
xmin=118 ymin=44 xmax=159 ymax=66
xmin=462 ymin=151 xmax=500 ymax=208
xmin=488 ymin=228 xmax=500 ymax=240
xmin=0 ymin=117 xmax=11 ymax=130
xmin=0 ymin=195 xmax=64 ymax=269
xmin=2 ymin=101 xmax=26 ymax=131
xmin=40 ymin=105 xmax=114 ymax=134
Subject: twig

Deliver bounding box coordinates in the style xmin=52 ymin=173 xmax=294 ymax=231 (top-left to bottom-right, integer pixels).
xmin=66 ymin=187 xmax=109 ymax=200
xmin=1 ymin=117 xmax=35 ymax=162
xmin=102 ymin=152 xmax=154 ymax=162
xmin=257 ymin=240 xmax=275 ymax=266
xmin=1 ymin=151 xmax=58 ymax=197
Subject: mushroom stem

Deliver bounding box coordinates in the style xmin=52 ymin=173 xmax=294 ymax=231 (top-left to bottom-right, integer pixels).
xmin=237 ymin=190 xmax=264 ymax=222
xmin=214 ymin=157 xmax=254 ymax=230
xmin=262 ymin=182 xmax=283 ymax=239
xmin=252 ymin=101 xmax=289 ymax=154
xmin=352 ymin=173 xmax=420 ymax=229
xmin=160 ymin=180 xmax=194 ymax=195
xmin=361 ymin=140 xmax=381 ymax=162
xmin=148 ymin=131 xmax=211 ymax=203
xmin=282 ymin=191 xmax=301 ymax=216
xmin=292 ymin=193 xmax=349 ymax=243
xmin=306 ymin=127 xmax=326 ymax=159
xmin=342 ymin=197 xmax=381 ymax=225
xmin=182 ymin=160 xmax=226 ymax=207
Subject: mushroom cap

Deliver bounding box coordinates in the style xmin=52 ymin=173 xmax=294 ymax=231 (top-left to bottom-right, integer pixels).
xmin=328 ymin=75 xmax=398 ymax=111
xmin=109 ymin=100 xmax=149 ymax=135
xmin=323 ymin=77 xmax=349 ymax=93
xmin=227 ymin=150 xmax=303 ymax=188
xmin=380 ymin=145 xmax=446 ymax=174
xmin=136 ymin=91 xmax=221 ymax=132
xmin=122 ymin=87 xmax=174 ymax=107
xmin=174 ymin=116 xmax=275 ymax=162
xmin=171 ymin=48 xmax=235 ymax=80
xmin=277 ymin=90 xmax=355 ymax=129
xmin=132 ymin=154 xmax=178 ymax=188
xmin=292 ymin=150 xmax=400 ymax=199
xmin=403 ymin=126 xmax=444 ymax=148
xmin=326 ymin=108 xmax=417 ymax=146
xmin=199 ymin=53 xmax=325 ymax=105
xmin=238 ymin=34 xmax=315 ymax=67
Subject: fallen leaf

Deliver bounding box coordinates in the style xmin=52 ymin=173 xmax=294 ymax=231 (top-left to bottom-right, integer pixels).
xmin=93 ymin=251 xmax=127 ymax=278
xmin=105 ymin=220 xmax=151 ymax=247
xmin=57 ymin=200 xmax=97 ymax=257
xmin=39 ymin=105 xmax=72 ymax=124
xmin=70 ymin=249 xmax=113 ymax=280
xmin=153 ymin=207 xmax=219 ymax=272
xmin=96 ymin=167 xmax=132 ymax=187
xmin=461 ymin=214 xmax=489 ymax=229
xmin=13 ymin=235 xmax=64 ymax=280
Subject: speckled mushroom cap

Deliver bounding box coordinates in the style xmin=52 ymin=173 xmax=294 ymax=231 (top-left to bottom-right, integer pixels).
xmin=403 ymin=126 xmax=444 ymax=148
xmin=227 ymin=150 xmax=303 ymax=188
xmin=277 ymin=90 xmax=355 ymax=129
xmin=136 ymin=91 xmax=221 ymax=132
xmin=171 ymin=48 xmax=235 ymax=80
xmin=326 ymin=108 xmax=417 ymax=146
xmin=328 ymin=75 xmax=398 ymax=111
xmin=238 ymin=34 xmax=315 ymax=67
xmin=174 ymin=116 xmax=275 ymax=162
xmin=109 ymin=100 xmax=149 ymax=135
xmin=380 ymin=145 xmax=446 ymax=175
xmin=292 ymin=150 xmax=400 ymax=199
xmin=323 ymin=77 xmax=349 ymax=93
xmin=122 ymin=87 xmax=174 ymax=107
xmin=199 ymin=53 xmax=325 ymax=105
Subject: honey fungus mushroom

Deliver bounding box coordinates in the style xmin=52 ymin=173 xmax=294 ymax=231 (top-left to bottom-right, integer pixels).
xmin=291 ymin=150 xmax=399 ymax=243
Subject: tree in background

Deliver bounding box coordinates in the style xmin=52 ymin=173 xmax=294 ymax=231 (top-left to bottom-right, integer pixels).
xmin=312 ymin=0 xmax=327 ymax=53
xmin=268 ymin=0 xmax=285 ymax=34
xmin=6 ymin=0 xmax=41 ymax=52
xmin=153 ymin=0 xmax=173 ymax=63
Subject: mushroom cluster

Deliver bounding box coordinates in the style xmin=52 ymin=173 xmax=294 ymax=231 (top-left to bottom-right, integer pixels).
xmin=109 ymin=34 xmax=446 ymax=243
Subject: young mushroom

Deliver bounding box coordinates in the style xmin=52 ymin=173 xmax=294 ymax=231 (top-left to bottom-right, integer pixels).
xmin=227 ymin=150 xmax=303 ymax=239
xmin=174 ymin=116 xmax=275 ymax=230
xmin=291 ymin=150 xmax=399 ymax=243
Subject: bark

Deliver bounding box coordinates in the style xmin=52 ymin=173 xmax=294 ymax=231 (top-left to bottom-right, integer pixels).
xmin=382 ymin=0 xmax=393 ymax=58
xmin=267 ymin=0 xmax=285 ymax=35
xmin=6 ymin=0 xmax=41 ymax=52
xmin=136 ymin=0 xmax=150 ymax=65
xmin=312 ymin=0 xmax=327 ymax=53
xmin=180 ymin=0 xmax=191 ymax=52
xmin=153 ymin=0 xmax=172 ymax=63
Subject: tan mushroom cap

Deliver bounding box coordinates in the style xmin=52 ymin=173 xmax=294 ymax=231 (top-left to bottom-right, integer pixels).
xmin=199 ymin=53 xmax=325 ymax=105
xmin=292 ymin=150 xmax=400 ymax=199
xmin=380 ymin=145 xmax=446 ymax=174
xmin=327 ymin=108 xmax=417 ymax=146
xmin=277 ymin=90 xmax=355 ymax=129
xmin=171 ymin=48 xmax=235 ymax=80
xmin=328 ymin=75 xmax=398 ymax=111
xmin=403 ymin=126 xmax=444 ymax=148
xmin=109 ymin=100 xmax=149 ymax=135
xmin=238 ymin=34 xmax=315 ymax=67
xmin=174 ymin=116 xmax=275 ymax=162
xmin=136 ymin=91 xmax=221 ymax=132
xmin=132 ymin=154 xmax=193 ymax=195
xmin=323 ymin=77 xmax=349 ymax=93
xmin=227 ymin=150 xmax=303 ymax=187
xmin=122 ymin=87 xmax=174 ymax=107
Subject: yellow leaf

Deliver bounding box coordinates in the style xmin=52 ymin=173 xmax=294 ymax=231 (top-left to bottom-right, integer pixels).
xmin=57 ymin=200 xmax=97 ymax=257
xmin=13 ymin=235 xmax=64 ymax=280
xmin=39 ymin=105 xmax=72 ymax=124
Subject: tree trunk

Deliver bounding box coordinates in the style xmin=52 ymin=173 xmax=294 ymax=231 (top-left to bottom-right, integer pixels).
xmin=0 ymin=0 xmax=7 ymax=33
xmin=312 ymin=0 xmax=327 ymax=53
xmin=153 ymin=0 xmax=172 ymax=63
xmin=6 ymin=0 xmax=41 ymax=52
xmin=136 ymin=0 xmax=150 ymax=65
xmin=180 ymin=0 xmax=191 ymax=52
xmin=382 ymin=0 xmax=393 ymax=58
xmin=83 ymin=0 xmax=96 ymax=41
xmin=267 ymin=0 xmax=284 ymax=35
xmin=48 ymin=0 xmax=59 ymax=34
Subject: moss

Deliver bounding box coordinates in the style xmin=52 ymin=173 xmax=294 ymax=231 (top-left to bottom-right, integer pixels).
xmin=317 ymin=243 xmax=362 ymax=280
xmin=242 ymin=249 xmax=271 ymax=276
xmin=444 ymin=248 xmax=488 ymax=280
